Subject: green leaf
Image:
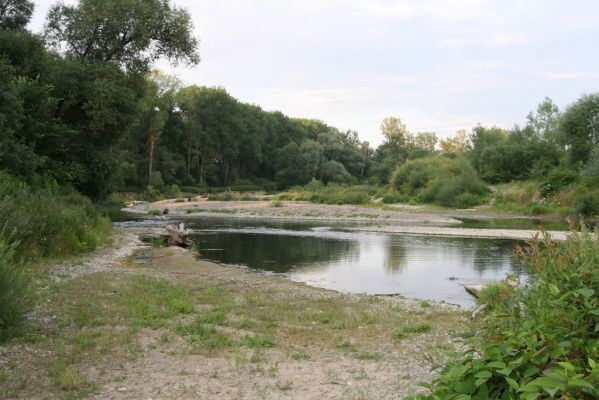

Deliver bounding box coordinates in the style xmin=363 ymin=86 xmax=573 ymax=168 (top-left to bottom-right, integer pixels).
xmin=568 ymin=378 xmax=595 ymax=390
xmin=589 ymin=358 xmax=597 ymax=369
xmin=475 ymin=378 xmax=489 ymax=387
xmin=557 ymin=361 xmax=575 ymax=372
xmin=548 ymin=283 xmax=560 ymax=295
xmin=417 ymin=381 xmax=432 ymax=389
xmin=487 ymin=361 xmax=506 ymax=369
xmin=505 ymin=377 xmax=519 ymax=390
xmin=474 ymin=371 xmax=492 ymax=379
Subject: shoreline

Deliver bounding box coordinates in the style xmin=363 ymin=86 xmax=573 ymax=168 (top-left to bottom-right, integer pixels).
xmin=1 ymin=227 xmax=468 ymax=399
xmin=123 ymin=199 xmax=571 ymax=241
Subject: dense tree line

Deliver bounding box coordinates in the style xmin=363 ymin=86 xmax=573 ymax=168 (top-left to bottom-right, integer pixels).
xmin=1 ymin=0 xmax=598 ymax=206
xmin=0 ymin=0 xmax=374 ymax=198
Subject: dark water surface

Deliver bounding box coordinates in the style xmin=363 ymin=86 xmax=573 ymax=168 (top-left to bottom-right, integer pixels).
xmin=181 ymin=218 xmax=527 ymax=307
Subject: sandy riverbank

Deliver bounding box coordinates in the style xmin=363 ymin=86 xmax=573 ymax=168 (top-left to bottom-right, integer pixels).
xmin=0 ymin=227 xmax=467 ymax=399
xmin=124 ymin=198 xmax=571 ymax=241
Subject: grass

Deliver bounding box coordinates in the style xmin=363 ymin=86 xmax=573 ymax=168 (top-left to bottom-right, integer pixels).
xmin=1 ymin=245 xmax=469 ymax=399
xmin=276 ymin=183 xmax=377 ymax=205
xmin=148 ymin=209 xmax=162 ymax=216
xmin=402 ymin=323 xmax=432 ymax=334
xmin=0 ymin=172 xmax=112 ymax=261
xmin=208 ymin=192 xmax=261 ymax=201
xmin=491 ymin=180 xmax=577 ymax=216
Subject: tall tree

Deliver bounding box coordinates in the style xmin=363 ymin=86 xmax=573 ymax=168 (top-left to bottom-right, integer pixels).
xmin=44 ymin=0 xmax=199 ymax=72
xmin=440 ymin=129 xmax=471 ymax=157
xmin=0 ymin=0 xmax=33 ymax=30
xmin=526 ymin=97 xmax=561 ymax=143
xmin=559 ymin=93 xmax=599 ymax=166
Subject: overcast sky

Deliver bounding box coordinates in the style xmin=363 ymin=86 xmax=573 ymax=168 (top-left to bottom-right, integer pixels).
xmin=29 ymin=0 xmax=599 ymax=146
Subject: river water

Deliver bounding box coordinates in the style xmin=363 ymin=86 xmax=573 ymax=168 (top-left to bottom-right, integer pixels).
xmin=172 ymin=218 xmax=528 ymax=307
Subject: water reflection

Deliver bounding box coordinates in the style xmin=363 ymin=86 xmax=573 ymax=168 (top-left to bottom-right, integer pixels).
xmin=188 ymin=220 xmax=527 ymax=307
xmin=383 ymin=237 xmax=407 ymax=273
xmin=195 ymin=231 xmax=356 ymax=273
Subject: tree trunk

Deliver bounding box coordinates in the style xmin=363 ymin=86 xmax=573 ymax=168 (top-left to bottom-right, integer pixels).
xmin=186 ymin=147 xmax=192 ymax=177
xmin=147 ymin=135 xmax=156 ymax=185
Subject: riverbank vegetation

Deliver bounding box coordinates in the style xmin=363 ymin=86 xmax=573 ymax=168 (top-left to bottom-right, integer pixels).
xmin=406 ymin=229 xmax=599 ymax=399
xmin=3 ymin=0 xmax=597 ymax=218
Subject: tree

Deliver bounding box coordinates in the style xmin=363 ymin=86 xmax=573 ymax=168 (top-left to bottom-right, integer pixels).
xmin=380 ymin=116 xmax=410 ymax=163
xmin=468 ymin=125 xmax=508 ymax=174
xmin=140 ymin=72 xmax=180 ymax=185
xmin=411 ymin=132 xmax=437 ymax=152
xmin=274 ymin=141 xmax=323 ymax=188
xmin=559 ymin=93 xmax=599 ymax=166
xmin=44 ymin=0 xmax=199 ymax=72
xmin=440 ymin=129 xmax=471 ymax=157
xmin=0 ymin=0 xmax=33 ymax=30
xmin=319 ymin=160 xmax=350 ymax=184
xmin=526 ymin=97 xmax=561 ymax=143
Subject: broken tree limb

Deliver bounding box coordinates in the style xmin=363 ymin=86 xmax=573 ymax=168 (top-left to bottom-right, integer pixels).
xmin=163 ymin=223 xmax=193 ymax=247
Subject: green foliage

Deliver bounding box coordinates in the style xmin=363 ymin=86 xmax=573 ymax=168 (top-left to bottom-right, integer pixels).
xmin=0 ymin=235 xmax=27 ymax=342
xmin=0 ymin=0 xmax=34 ymax=31
xmin=468 ymin=124 xmax=561 ymax=183
xmin=0 ymin=172 xmax=111 ymax=261
xmin=402 ymin=323 xmax=432 ymax=334
xmin=279 ymin=182 xmax=372 ymax=205
xmin=382 ymin=194 xmax=407 ymax=203
xmin=319 ymin=160 xmax=351 ymax=184
xmin=406 ymin=230 xmax=599 ymax=399
xmin=44 ymin=0 xmax=199 ymax=72
xmin=582 ymin=145 xmax=599 ymax=177
xmin=391 ymin=156 xmax=489 ymax=208
xmin=540 ymin=168 xmax=579 ymax=198
xmin=560 ymin=93 xmax=599 ymax=166
xmin=574 ymin=190 xmax=599 ymax=217
xmin=476 ymin=281 xmax=516 ymax=312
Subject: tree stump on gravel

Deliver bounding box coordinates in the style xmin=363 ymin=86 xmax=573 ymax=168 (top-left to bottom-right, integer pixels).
xmin=163 ymin=223 xmax=192 ymax=247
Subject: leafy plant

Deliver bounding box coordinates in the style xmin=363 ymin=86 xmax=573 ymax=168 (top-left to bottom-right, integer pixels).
xmin=405 ymin=230 xmax=599 ymax=399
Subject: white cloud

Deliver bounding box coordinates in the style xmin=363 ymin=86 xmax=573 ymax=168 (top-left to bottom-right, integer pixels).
xmin=488 ymin=32 xmax=529 ymax=45
xmin=546 ymin=72 xmax=599 ymax=79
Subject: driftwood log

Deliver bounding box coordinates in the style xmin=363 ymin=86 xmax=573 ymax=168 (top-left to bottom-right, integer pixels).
xmin=162 ymin=223 xmax=192 ymax=247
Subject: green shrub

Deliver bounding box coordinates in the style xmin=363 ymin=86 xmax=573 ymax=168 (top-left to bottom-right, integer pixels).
xmin=391 ymin=157 xmax=489 ymax=208
xmin=382 ymin=194 xmax=407 ymax=204
xmin=179 ymin=186 xmax=200 ymax=194
xmin=0 ymin=172 xmax=111 ymax=261
xmin=476 ymin=281 xmax=515 ymax=312
xmin=308 ymin=185 xmax=370 ymax=205
xmin=148 ymin=209 xmax=162 ymax=216
xmin=575 ymin=189 xmax=599 ymax=217
xmin=540 ymin=168 xmax=579 ymax=198
xmin=406 ymin=230 xmax=599 ymax=400
xmin=0 ymin=235 xmax=27 ymax=342
xmin=141 ymin=185 xmax=162 ymax=201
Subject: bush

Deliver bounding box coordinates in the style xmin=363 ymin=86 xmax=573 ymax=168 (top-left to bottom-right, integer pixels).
xmin=307 ymin=185 xmax=370 ymax=205
xmin=391 ymin=157 xmax=489 ymax=208
xmin=382 ymin=194 xmax=407 ymax=204
xmin=0 ymin=235 xmax=27 ymax=342
xmin=540 ymin=168 xmax=579 ymax=198
xmin=575 ymin=190 xmax=599 ymax=217
xmin=0 ymin=172 xmax=112 ymax=261
xmin=406 ymin=230 xmax=599 ymax=400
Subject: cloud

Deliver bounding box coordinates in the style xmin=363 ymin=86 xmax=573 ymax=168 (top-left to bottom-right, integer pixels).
xmin=546 ymin=72 xmax=599 ymax=79
xmin=488 ymin=33 xmax=529 ymax=45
